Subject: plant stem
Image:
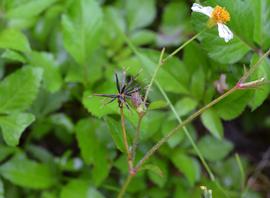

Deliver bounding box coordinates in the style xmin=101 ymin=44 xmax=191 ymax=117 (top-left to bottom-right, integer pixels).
xmin=135 ymin=86 xmax=238 ymax=171
xmin=131 ymin=115 xmax=143 ymax=162
xmin=162 ymin=30 xmax=204 ymax=62
xmin=120 ymin=107 xmax=133 ymax=172
xmin=156 ymin=81 xmax=215 ymax=180
xmin=117 ymin=174 xmax=133 ymax=198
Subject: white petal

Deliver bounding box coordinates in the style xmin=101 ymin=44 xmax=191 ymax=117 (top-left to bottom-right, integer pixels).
xmin=191 ymin=3 xmax=213 ymax=17
xmin=217 ymin=23 xmax=234 ymax=42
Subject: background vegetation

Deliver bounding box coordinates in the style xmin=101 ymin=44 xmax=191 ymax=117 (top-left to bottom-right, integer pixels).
xmin=0 ymin=0 xmax=270 ymax=197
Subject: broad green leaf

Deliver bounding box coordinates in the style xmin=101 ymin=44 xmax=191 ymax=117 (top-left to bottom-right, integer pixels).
xmin=61 ymin=0 xmax=103 ymax=65
xmin=75 ymin=118 xmax=109 ymax=186
xmin=0 ymin=154 xmax=57 ymax=189
xmin=0 ymin=178 xmax=3 ymax=198
xmin=6 ymin=0 xmax=57 ymax=19
xmin=252 ymin=0 xmax=270 ymax=49
xmin=141 ymin=164 xmax=163 ymax=177
xmin=0 ymin=29 xmax=31 ymax=52
xmin=82 ymin=90 xmax=118 ymax=118
xmin=0 ymin=112 xmax=35 ymax=146
xmin=171 ymin=151 xmax=200 ymax=186
xmin=191 ymin=14 xmax=250 ymax=64
xmin=75 ymin=118 xmax=98 ymax=164
xmin=60 ymin=180 xmax=104 ymax=198
xmin=175 ymin=97 xmax=198 ymax=117
xmin=0 ymin=67 xmax=43 ymax=114
xmin=126 ymin=0 xmax=156 ymax=31
xmin=29 ymin=51 xmax=62 ymax=92
xmin=214 ymin=90 xmax=252 ymax=120
xmin=208 ymin=0 xmax=255 ymax=44
xmin=130 ymin=30 xmax=156 ymax=46
xmin=249 ymin=55 xmax=270 ymax=110
xmin=105 ymin=117 xmax=125 ymax=152
xmin=146 ymin=158 xmax=168 ymax=188
xmin=148 ymin=100 xmax=167 ymax=110
xmin=197 ymin=135 xmax=233 ymax=161
xmin=191 ymin=66 xmax=205 ymax=100
xmin=201 ymin=109 xmax=223 ymax=139
xmin=1 ymin=49 xmax=26 ymax=63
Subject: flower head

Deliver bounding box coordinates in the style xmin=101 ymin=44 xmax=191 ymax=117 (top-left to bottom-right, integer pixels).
xmin=191 ymin=3 xmax=233 ymax=42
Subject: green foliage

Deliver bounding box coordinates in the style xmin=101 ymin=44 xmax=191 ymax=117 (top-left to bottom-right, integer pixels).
xmin=0 ymin=0 xmax=269 ymax=197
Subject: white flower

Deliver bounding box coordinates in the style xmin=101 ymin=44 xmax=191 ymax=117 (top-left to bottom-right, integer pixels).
xmin=191 ymin=3 xmax=233 ymax=43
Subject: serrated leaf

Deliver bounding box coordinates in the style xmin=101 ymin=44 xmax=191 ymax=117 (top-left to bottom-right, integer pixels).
xmin=126 ymin=0 xmax=156 ymax=31
xmin=171 ymin=151 xmax=200 ymax=186
xmin=191 ymin=66 xmax=205 ymax=100
xmin=141 ymin=164 xmax=163 ymax=177
xmin=252 ymin=0 xmax=270 ymax=49
xmin=201 ymin=109 xmax=223 ymax=139
xmin=61 ymin=0 xmax=103 ymax=65
xmin=0 ymin=112 xmax=35 ymax=146
xmin=60 ymin=180 xmax=104 ymax=198
xmin=191 ymin=13 xmax=250 ymax=64
xmin=75 ymin=118 xmax=109 ymax=186
xmin=0 ymin=178 xmax=3 ymax=198
xmin=1 ymin=49 xmax=26 ymax=63
xmin=214 ymin=90 xmax=252 ymax=120
xmin=105 ymin=117 xmax=125 ymax=152
xmin=249 ymin=55 xmax=270 ymax=110
xmin=0 ymin=67 xmax=43 ymax=114
xmin=82 ymin=91 xmax=118 ymax=118
xmin=6 ymin=0 xmax=57 ymax=19
xmin=148 ymin=100 xmax=167 ymax=110
xmin=29 ymin=51 xmax=62 ymax=92
xmin=0 ymin=29 xmax=31 ymax=52
xmin=197 ymin=135 xmax=233 ymax=161
xmin=0 ymin=154 xmax=57 ymax=189
xmin=175 ymin=97 xmax=198 ymax=117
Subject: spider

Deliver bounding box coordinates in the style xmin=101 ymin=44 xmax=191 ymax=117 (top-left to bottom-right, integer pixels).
xmin=94 ymin=71 xmax=141 ymax=109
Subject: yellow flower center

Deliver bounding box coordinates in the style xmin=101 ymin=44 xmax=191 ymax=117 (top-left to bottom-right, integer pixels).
xmin=211 ymin=6 xmax=230 ymax=24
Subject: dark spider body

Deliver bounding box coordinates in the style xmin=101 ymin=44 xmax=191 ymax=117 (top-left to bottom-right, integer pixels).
xmin=94 ymin=71 xmax=140 ymax=109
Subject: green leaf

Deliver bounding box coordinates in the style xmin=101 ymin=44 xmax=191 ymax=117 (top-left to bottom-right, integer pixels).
xmin=0 ymin=178 xmax=3 ymax=198
xmin=0 ymin=154 xmax=57 ymax=189
xmin=214 ymin=90 xmax=252 ymax=120
xmin=191 ymin=14 xmax=250 ymax=64
xmin=61 ymin=0 xmax=103 ymax=65
xmin=197 ymin=135 xmax=233 ymax=161
xmin=148 ymin=100 xmax=167 ymax=110
xmin=175 ymin=97 xmax=198 ymax=117
xmin=252 ymin=0 xmax=270 ymax=49
xmin=0 ymin=112 xmax=35 ymax=146
xmin=105 ymin=117 xmax=125 ymax=152
xmin=1 ymin=49 xmax=26 ymax=63
xmin=60 ymin=180 xmax=104 ymax=198
xmin=0 ymin=67 xmax=43 ymax=114
xmin=171 ymin=151 xmax=200 ymax=186
xmin=75 ymin=118 xmax=109 ymax=186
xmin=249 ymin=55 xmax=270 ymax=110
xmin=29 ymin=51 xmax=62 ymax=92
xmin=0 ymin=29 xmax=31 ymax=52
xmin=130 ymin=30 xmax=156 ymax=46
xmin=82 ymin=90 xmax=118 ymax=118
xmin=191 ymin=66 xmax=205 ymax=100
xmin=141 ymin=164 xmax=163 ymax=177
xmin=201 ymin=109 xmax=223 ymax=139
xmin=126 ymin=0 xmax=156 ymax=31
xmin=6 ymin=0 xmax=57 ymax=19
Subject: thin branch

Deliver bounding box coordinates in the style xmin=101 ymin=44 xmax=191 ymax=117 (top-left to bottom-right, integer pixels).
xmin=120 ymin=107 xmax=133 ymax=172
xmin=131 ymin=115 xmax=143 ymax=162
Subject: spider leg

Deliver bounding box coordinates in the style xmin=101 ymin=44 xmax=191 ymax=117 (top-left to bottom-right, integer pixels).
xmin=105 ymin=97 xmax=117 ymax=105
xmin=120 ymin=70 xmax=126 ymax=94
xmin=115 ymin=73 xmax=120 ymax=93
xmin=126 ymin=87 xmax=141 ymax=95
xmin=93 ymin=94 xmax=117 ymax=98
